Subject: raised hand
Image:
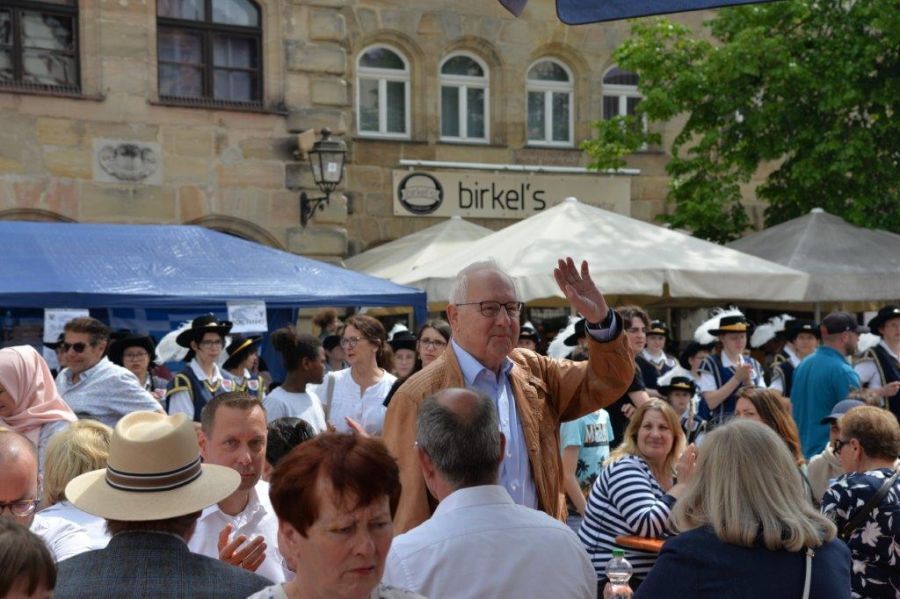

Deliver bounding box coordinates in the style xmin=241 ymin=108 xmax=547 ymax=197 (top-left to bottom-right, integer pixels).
xmin=217 ymin=523 xmax=267 ymax=572
xmin=553 ymin=257 xmax=609 ymax=324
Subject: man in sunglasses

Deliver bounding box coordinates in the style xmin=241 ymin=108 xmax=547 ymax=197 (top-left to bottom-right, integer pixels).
xmin=384 ymin=257 xmax=635 ymax=532
xmin=0 ymin=430 xmax=91 ymax=561
xmin=56 ymin=317 xmax=162 ymax=427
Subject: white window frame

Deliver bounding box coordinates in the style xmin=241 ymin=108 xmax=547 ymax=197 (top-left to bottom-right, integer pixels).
xmin=526 ymin=58 xmax=574 ymax=147
xmin=439 ymin=52 xmax=489 ymax=143
xmin=356 ymin=44 xmax=411 ymax=139
xmin=602 ymin=67 xmax=642 ymax=120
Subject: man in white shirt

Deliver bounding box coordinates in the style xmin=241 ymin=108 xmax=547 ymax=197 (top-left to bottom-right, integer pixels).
xmin=0 ymin=430 xmax=91 ymax=562
xmin=193 ymin=392 xmax=291 ymax=583
xmin=383 ymin=388 xmax=597 ymax=599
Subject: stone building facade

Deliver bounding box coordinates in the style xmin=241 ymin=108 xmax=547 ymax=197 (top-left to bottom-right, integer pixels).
xmin=0 ymin=0 xmax=767 ymax=260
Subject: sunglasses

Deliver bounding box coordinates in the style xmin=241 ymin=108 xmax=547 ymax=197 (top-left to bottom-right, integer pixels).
xmin=833 ymin=438 xmax=852 ymax=455
xmin=61 ymin=342 xmax=92 ymax=353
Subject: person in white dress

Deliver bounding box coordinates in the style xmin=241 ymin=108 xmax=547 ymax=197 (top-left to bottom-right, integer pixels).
xmin=317 ymin=315 xmax=396 ymax=436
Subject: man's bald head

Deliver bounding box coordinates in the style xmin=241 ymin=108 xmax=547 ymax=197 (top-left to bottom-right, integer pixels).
xmin=0 ymin=431 xmax=39 ymax=528
xmin=415 ymin=388 xmax=502 ymax=489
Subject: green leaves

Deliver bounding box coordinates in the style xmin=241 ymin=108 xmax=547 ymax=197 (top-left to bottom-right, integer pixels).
xmin=583 ymin=0 xmax=900 ymax=241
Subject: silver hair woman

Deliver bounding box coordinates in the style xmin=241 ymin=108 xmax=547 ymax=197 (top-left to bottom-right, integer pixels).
xmin=634 ymin=419 xmax=851 ymax=598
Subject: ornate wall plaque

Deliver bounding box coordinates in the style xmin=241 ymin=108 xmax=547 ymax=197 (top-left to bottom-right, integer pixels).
xmin=92 ymin=139 xmax=163 ymax=184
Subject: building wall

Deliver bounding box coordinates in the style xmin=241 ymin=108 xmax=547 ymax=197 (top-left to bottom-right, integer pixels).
xmin=0 ymin=0 xmax=768 ymax=259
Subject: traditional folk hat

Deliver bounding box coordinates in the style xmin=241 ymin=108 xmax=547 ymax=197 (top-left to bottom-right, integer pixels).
xmin=519 ymin=322 xmax=540 ymax=343
xmin=564 ymin=319 xmax=587 ymax=346
xmin=750 ymin=314 xmax=793 ymax=348
xmin=784 ymin=319 xmax=820 ymax=342
xmin=175 ymin=314 xmax=233 ymax=348
xmin=43 ymin=333 xmax=65 ymax=350
xmin=222 ymin=335 xmax=262 ymax=371
xmin=66 ymin=411 xmax=239 ymax=521
xmin=648 ymin=320 xmax=669 ymax=338
xmin=322 ymin=334 xmax=342 ymax=351
xmin=709 ymin=314 xmax=754 ymax=336
xmin=657 ymin=366 xmax=697 ymax=396
xmin=108 ymin=332 xmax=157 ymax=368
xmin=867 ymin=305 xmax=900 ymax=335
xmin=389 ymin=331 xmax=417 ymax=353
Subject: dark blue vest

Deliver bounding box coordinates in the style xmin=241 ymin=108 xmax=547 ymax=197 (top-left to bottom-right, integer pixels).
xmin=772 ymin=358 xmax=796 ymax=397
xmin=698 ymin=354 xmax=763 ymax=427
xmin=165 ymin=367 xmax=235 ymax=422
xmin=637 ymin=354 xmax=674 ymax=391
xmin=232 ymin=373 xmax=264 ymax=401
xmin=864 ymin=345 xmax=900 ymax=420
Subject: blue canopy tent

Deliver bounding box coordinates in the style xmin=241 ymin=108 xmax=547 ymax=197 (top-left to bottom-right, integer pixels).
xmin=0 ymin=220 xmax=428 ymax=380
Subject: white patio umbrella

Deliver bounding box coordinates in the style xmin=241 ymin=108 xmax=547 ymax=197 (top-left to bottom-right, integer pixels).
xmin=727 ymin=208 xmax=900 ymax=302
xmin=393 ymin=197 xmax=809 ymax=304
xmin=345 ymin=216 xmax=492 ymax=281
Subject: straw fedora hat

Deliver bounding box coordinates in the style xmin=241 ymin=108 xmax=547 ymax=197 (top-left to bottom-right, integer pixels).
xmin=66 ymin=411 xmax=239 ymax=521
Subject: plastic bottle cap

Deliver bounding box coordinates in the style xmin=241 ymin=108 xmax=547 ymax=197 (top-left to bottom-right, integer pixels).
xmin=612 ymin=549 xmax=625 ymax=558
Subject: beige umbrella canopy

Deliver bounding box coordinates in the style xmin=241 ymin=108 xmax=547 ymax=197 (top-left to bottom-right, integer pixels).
xmin=345 ymin=216 xmax=492 ymax=281
xmin=727 ymin=208 xmax=900 ymax=302
xmin=393 ymin=198 xmax=810 ymax=305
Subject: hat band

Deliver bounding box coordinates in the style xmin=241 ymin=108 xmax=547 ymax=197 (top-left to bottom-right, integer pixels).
xmin=671 ymin=382 xmax=693 ymax=390
xmin=231 ymin=338 xmax=254 ymax=356
xmin=717 ymin=324 xmax=749 ymax=332
xmin=106 ymin=456 xmax=202 ymax=493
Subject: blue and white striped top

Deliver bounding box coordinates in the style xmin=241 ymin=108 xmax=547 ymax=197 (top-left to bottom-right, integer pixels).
xmin=578 ymin=454 xmax=676 ymax=579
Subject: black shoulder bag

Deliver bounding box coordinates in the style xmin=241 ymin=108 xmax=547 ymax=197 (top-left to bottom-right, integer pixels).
xmin=838 ymin=468 xmax=900 ymax=542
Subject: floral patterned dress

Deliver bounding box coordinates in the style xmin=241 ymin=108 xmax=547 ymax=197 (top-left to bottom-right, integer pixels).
xmin=821 ymin=468 xmax=900 ymax=598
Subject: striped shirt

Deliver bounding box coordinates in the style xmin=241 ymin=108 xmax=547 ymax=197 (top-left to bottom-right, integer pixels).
xmin=578 ymin=454 xmax=675 ymax=579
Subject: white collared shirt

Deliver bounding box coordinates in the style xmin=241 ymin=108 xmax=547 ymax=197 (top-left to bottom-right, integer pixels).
xmin=383 ymin=485 xmax=596 ymax=598
xmin=640 ymin=348 xmax=676 ymax=370
xmin=167 ymin=359 xmax=229 ymax=420
xmin=37 ymin=500 xmax=110 ymax=551
xmin=188 ymin=479 xmax=290 ymax=583
xmin=697 ymin=352 xmax=766 ymax=393
xmin=31 ymin=511 xmax=93 ymax=562
xmin=315 ymin=368 xmax=396 ymax=435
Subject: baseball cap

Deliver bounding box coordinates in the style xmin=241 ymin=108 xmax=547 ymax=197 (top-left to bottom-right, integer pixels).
xmin=820 ymin=312 xmax=869 ymax=335
xmin=819 ymin=399 xmax=866 ymax=424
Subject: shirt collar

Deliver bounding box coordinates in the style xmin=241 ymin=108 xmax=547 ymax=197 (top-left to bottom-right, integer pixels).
xmin=451 ymin=339 xmax=513 ymax=386
xmin=199 ymin=479 xmax=264 ymax=521
xmin=641 ymin=349 xmax=666 ymax=364
xmin=720 ymin=352 xmax=744 ymax=368
xmin=66 ymin=356 xmax=109 ymax=384
xmin=783 ymin=345 xmax=800 ymax=363
xmin=879 ymin=339 xmax=900 ymax=361
xmin=433 ymin=485 xmax=514 ymax=517
xmin=190 ymin=359 xmax=222 ymax=383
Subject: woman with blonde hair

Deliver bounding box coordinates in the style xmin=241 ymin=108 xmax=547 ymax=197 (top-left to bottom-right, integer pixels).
xmin=635 ymin=420 xmax=850 ymax=598
xmin=38 ymin=419 xmax=113 ymax=550
xmin=579 ymin=399 xmax=697 ymax=591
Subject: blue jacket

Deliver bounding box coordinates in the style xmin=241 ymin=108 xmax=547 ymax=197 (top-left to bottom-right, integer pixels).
xmin=636 ymin=526 xmax=851 ymax=599
xmin=54 ymin=530 xmax=272 ymax=598
xmin=791 ymin=347 xmax=860 ymax=458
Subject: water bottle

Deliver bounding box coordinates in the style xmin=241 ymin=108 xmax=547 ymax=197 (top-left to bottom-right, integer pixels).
xmin=606 ymin=549 xmax=633 ymax=599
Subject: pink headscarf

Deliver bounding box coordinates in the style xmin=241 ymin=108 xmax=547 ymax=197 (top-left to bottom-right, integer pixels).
xmin=0 ymin=345 xmax=77 ymax=445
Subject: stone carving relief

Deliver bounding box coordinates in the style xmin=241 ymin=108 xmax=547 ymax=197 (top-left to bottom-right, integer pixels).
xmin=92 ymin=139 xmax=163 ymax=184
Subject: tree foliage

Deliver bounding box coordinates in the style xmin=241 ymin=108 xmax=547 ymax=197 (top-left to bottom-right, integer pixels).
xmin=582 ymin=0 xmax=899 ymax=243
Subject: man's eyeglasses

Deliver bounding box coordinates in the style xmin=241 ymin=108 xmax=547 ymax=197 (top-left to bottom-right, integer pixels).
xmin=340 ymin=336 xmax=367 ymax=349
xmin=456 ymin=301 xmax=525 ymax=319
xmin=198 ymin=340 xmax=224 ymax=349
xmin=419 ymin=339 xmax=447 ymax=350
xmin=61 ymin=342 xmax=91 ymax=353
xmin=0 ymin=499 xmax=40 ymax=517
xmin=833 ymin=438 xmax=851 ymax=455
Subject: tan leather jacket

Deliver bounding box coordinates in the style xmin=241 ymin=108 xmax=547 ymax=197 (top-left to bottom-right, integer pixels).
xmin=382 ymin=328 xmax=634 ymax=533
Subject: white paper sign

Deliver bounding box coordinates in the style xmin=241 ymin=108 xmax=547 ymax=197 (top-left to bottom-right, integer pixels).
xmin=227 ymin=301 xmax=268 ymax=333
xmin=44 ymin=308 xmax=90 ymax=342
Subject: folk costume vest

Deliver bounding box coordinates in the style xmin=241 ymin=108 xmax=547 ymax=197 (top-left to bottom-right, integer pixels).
xmin=698 ymin=353 xmax=764 ymax=427
xmin=861 ymin=344 xmax=900 ymax=419
xmin=637 ymin=351 xmax=676 ymax=392
xmin=231 ymin=372 xmax=264 ymax=401
xmin=771 ymin=350 xmax=797 ymax=397
xmin=166 ymin=366 xmax=235 ymax=422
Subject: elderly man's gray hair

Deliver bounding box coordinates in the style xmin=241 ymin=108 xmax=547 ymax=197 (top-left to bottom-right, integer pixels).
xmin=448 ymin=260 xmax=518 ymax=305
xmin=415 ymin=389 xmax=502 ymax=489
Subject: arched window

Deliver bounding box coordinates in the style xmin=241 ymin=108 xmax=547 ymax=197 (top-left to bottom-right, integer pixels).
xmin=356 ymin=45 xmax=409 ymax=138
xmin=440 ymin=53 xmax=488 ymax=142
xmin=602 ymin=66 xmax=641 ymax=120
xmin=0 ymin=0 xmax=79 ymax=91
xmin=157 ymin=0 xmax=262 ymax=106
xmin=526 ymin=59 xmax=573 ymax=146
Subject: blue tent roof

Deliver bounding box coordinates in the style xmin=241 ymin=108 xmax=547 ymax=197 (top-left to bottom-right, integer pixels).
xmin=0 ymin=221 xmax=427 ymax=320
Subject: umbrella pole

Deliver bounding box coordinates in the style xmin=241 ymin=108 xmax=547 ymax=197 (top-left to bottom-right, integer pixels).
xmin=814 ymin=302 xmax=822 ymax=322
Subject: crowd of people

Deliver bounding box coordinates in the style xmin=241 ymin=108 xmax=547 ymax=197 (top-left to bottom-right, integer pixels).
xmin=0 ymin=257 xmax=898 ymax=599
